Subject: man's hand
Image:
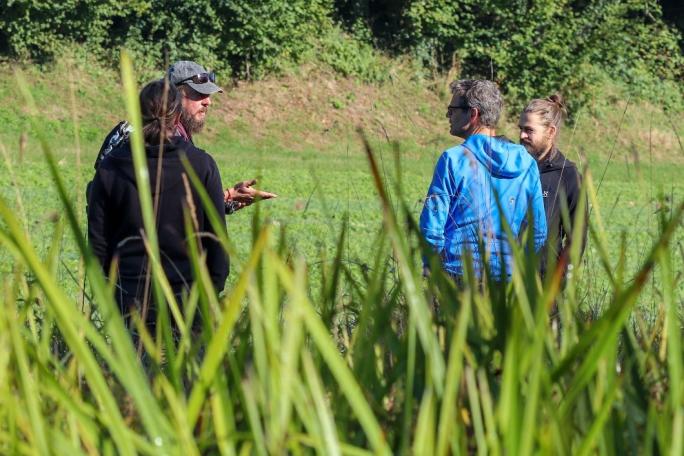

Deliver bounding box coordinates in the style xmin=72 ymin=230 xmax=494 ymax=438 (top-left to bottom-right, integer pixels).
xmin=224 ymin=179 xmax=277 ymax=211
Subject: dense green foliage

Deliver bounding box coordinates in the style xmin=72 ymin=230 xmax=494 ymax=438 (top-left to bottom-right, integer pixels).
xmin=0 ymin=0 xmax=331 ymax=78
xmin=347 ymin=0 xmax=684 ymax=109
xmin=1 ymin=0 xmax=682 ymax=107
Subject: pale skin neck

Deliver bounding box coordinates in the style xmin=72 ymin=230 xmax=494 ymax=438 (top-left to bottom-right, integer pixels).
xmin=462 ymin=125 xmax=496 ymax=139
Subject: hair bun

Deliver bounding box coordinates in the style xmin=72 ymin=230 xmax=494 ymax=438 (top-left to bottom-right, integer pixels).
xmin=547 ymin=93 xmax=564 ymax=108
xmin=547 ymin=93 xmax=567 ymax=117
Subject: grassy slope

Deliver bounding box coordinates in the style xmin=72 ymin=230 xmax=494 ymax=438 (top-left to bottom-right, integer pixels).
xmin=0 ymin=56 xmax=682 ymax=308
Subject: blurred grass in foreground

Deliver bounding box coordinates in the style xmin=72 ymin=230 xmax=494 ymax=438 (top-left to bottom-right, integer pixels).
xmin=0 ymin=52 xmax=682 ymax=455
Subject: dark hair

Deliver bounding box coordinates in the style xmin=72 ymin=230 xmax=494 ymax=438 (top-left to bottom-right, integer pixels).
xmin=449 ymin=79 xmax=503 ymax=127
xmin=522 ymin=93 xmax=568 ymax=136
xmin=139 ymin=79 xmax=183 ymax=145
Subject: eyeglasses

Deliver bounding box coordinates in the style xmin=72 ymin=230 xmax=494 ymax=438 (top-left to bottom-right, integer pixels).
xmin=178 ymin=72 xmax=216 ymax=85
xmin=447 ymin=104 xmax=469 ymax=116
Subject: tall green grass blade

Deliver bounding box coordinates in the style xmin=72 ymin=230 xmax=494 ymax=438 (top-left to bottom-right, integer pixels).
xmin=359 ymin=131 xmax=445 ymax=395
xmin=119 ymin=51 xmax=160 ymax=266
xmin=412 ymin=386 xmax=436 ymax=455
xmin=498 ymin=308 xmax=520 ymax=451
xmin=158 ymin=378 xmax=200 ymax=456
xmin=272 ymin=259 xmax=308 ymax=452
xmin=119 ymin=50 xmax=180 ymax=375
xmin=476 ymin=368 xmax=501 ymax=456
xmin=558 ymin=201 xmax=684 ymax=414
xmin=15 ymin=64 xmax=175 ymax=451
xmin=436 ymin=289 xmax=471 ymax=456
xmin=241 ymin=375 xmax=268 ymax=456
xmin=290 ymin=380 xmax=326 ymax=453
xmin=7 ymin=299 xmax=49 ymax=455
xmin=466 ymin=365 xmax=488 ymax=456
xmin=271 ymin=252 xmax=391 ymax=455
xmin=576 ymin=380 xmax=620 ymax=456
xmin=48 ymin=428 xmax=88 ymax=456
xmin=399 ymin=312 xmax=417 ymax=455
xmin=187 ymin=226 xmax=271 ymax=426
xmin=0 ymin=197 xmax=138 ymax=455
xmin=210 ymin=370 xmax=238 ymax=456
xmin=302 ymin=351 xmax=342 ymax=456
xmin=659 ymin=229 xmax=683 ymax=456
xmin=517 ymin=314 xmax=545 ymax=456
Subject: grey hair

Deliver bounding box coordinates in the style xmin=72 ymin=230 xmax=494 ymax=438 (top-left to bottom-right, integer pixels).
xmin=449 ymin=79 xmax=503 ymax=127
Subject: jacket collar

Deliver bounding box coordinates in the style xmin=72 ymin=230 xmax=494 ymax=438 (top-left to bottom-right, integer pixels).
xmin=538 ymin=147 xmax=570 ymax=173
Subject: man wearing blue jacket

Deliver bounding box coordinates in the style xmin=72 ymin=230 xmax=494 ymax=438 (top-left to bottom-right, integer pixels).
xmin=420 ymin=80 xmax=547 ymax=279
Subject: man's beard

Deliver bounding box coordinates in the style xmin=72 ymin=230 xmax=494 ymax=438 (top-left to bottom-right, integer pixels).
xmin=181 ymin=110 xmax=206 ymax=135
xmin=522 ymin=137 xmax=552 ymax=158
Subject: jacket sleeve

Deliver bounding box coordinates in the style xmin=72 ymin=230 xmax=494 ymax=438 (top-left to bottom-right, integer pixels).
xmin=87 ymin=170 xmax=111 ymax=273
xmin=203 ymin=156 xmax=230 ymax=292
xmin=420 ymin=152 xmax=458 ymax=261
xmin=563 ymin=168 xmax=588 ymax=259
xmin=529 ymin=166 xmax=547 ymax=252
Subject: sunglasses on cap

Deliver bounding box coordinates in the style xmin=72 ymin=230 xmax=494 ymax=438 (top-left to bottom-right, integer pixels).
xmin=177 ymin=72 xmax=216 ymax=85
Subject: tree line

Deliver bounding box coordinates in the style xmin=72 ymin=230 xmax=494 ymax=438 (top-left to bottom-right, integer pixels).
xmin=1 ymin=0 xmax=682 ymax=109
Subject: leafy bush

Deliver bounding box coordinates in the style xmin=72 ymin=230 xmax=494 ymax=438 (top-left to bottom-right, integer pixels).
xmin=1 ymin=0 xmax=333 ymax=78
xmin=344 ymin=0 xmax=684 ymax=110
xmin=315 ymin=26 xmax=389 ymax=82
xmin=1 ymin=0 xmax=681 ymax=108
xmin=0 ymin=0 xmax=126 ymax=60
xmin=217 ymin=0 xmax=331 ymax=78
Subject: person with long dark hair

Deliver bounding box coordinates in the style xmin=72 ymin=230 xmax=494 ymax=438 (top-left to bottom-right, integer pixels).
xmin=87 ymin=79 xmax=229 ymax=332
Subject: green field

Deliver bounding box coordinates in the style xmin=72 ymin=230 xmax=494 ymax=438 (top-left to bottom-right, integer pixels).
xmin=0 ymin=58 xmax=683 ymax=454
xmin=1 ymin=61 xmax=682 ymax=308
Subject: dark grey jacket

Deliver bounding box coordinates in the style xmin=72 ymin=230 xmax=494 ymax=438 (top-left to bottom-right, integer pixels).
xmin=538 ymin=148 xmax=587 ymax=276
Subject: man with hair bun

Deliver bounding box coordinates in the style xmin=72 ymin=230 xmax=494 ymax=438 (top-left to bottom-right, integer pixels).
xmin=519 ymin=93 xmax=587 ymax=279
xmin=420 ymin=80 xmax=547 ymax=281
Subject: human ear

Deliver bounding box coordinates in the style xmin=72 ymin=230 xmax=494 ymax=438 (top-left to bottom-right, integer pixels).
xmin=548 ymin=125 xmax=558 ymax=140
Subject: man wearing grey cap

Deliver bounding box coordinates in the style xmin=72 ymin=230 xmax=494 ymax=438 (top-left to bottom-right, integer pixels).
xmin=92 ymin=60 xmax=276 ymax=213
xmin=168 ymin=60 xmax=276 ymax=211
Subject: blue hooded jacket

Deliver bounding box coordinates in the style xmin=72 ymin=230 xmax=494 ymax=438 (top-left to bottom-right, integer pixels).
xmin=420 ymin=134 xmax=547 ymax=278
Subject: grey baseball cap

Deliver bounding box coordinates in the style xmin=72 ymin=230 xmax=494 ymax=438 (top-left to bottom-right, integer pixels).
xmin=167 ymin=60 xmax=223 ymax=95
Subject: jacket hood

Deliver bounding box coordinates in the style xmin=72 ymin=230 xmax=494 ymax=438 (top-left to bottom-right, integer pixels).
xmin=463 ymin=134 xmax=535 ymax=178
xmin=105 ymin=137 xmax=189 ymax=191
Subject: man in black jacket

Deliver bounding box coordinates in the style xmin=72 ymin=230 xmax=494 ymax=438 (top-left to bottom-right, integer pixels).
xmin=519 ymin=94 xmax=588 ymax=280
xmin=88 ymin=81 xmax=230 ymax=333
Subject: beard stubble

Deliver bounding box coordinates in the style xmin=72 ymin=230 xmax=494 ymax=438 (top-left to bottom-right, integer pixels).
xmin=181 ymin=110 xmax=206 ymax=135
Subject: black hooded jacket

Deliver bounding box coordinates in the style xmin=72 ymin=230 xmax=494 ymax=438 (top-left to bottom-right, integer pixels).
xmin=87 ymin=137 xmax=229 ymax=291
xmin=538 ymin=148 xmax=587 ymax=275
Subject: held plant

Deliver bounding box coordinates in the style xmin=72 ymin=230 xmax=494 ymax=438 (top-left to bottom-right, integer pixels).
xmin=0 ymin=52 xmax=681 ymax=454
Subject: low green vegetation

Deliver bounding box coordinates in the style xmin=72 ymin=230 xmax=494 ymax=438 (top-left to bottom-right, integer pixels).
xmin=0 ymin=49 xmax=681 ymax=453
